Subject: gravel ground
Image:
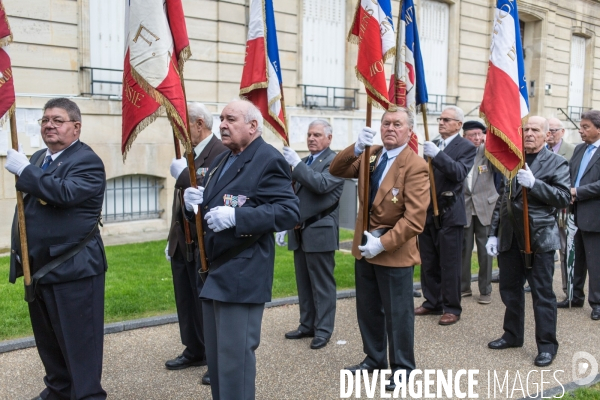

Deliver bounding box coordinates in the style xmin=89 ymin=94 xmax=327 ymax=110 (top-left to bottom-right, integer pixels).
xmin=0 ymin=272 xmax=598 ymax=399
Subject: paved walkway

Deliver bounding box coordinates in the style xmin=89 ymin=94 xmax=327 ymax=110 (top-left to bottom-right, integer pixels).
xmin=0 ymin=271 xmax=599 ymax=399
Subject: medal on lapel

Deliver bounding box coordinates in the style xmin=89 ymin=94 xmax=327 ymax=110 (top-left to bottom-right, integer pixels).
xmin=391 ymin=188 xmax=399 ymax=204
xmin=223 ymin=194 xmax=248 ymax=207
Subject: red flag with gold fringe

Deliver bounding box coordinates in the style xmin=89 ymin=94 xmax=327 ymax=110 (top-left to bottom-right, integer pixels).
xmin=0 ymin=0 xmax=14 ymax=120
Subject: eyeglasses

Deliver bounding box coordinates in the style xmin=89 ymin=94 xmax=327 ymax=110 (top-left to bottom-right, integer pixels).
xmin=38 ymin=118 xmax=77 ymax=127
xmin=437 ymin=117 xmax=461 ymax=123
xmin=548 ymin=128 xmax=563 ymax=134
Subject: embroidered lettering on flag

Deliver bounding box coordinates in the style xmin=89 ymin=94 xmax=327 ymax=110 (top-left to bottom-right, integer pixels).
xmin=348 ymin=0 xmax=395 ymax=110
xmin=122 ymin=0 xmax=191 ymax=160
xmin=480 ymin=0 xmax=529 ymax=178
xmin=388 ymin=0 xmax=428 ymax=153
xmin=0 ymin=1 xmax=12 ymax=47
xmin=240 ymin=0 xmax=288 ymax=145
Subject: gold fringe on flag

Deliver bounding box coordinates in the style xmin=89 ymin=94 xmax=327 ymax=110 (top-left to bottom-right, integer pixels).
xmin=480 ymin=112 xmax=524 ymax=179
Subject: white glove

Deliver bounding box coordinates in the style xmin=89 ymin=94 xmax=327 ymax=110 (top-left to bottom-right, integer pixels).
xmin=354 ymin=127 xmax=376 ymax=155
xmin=423 ymin=141 xmax=440 ymax=158
xmin=275 ymin=231 xmax=287 ymax=246
xmin=205 ymin=206 xmax=236 ymax=232
xmin=358 ymin=231 xmax=385 ymax=259
xmin=165 ymin=243 xmax=171 ymax=262
xmin=183 ymin=187 xmax=204 ymax=214
xmin=516 ymin=163 xmax=535 ymax=189
xmin=5 ymin=149 xmax=30 ymax=176
xmin=486 ymin=236 xmax=499 ymax=257
xmin=282 ymin=147 xmax=302 ymax=168
xmin=170 ymin=157 xmax=188 ymax=179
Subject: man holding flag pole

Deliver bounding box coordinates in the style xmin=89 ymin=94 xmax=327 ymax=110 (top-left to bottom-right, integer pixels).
xmin=482 ymin=0 xmax=570 ymax=367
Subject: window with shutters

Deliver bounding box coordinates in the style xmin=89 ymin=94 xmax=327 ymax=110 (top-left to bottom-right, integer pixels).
xmin=419 ymin=0 xmax=449 ymax=98
xmin=302 ymin=0 xmax=345 ymax=87
xmin=103 ymin=175 xmax=164 ymax=223
xmin=86 ymin=0 xmax=125 ymax=96
xmin=568 ymin=36 xmax=586 ymax=120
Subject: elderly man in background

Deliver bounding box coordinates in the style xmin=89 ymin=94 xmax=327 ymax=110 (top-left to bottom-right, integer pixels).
xmin=545 ymin=117 xmax=576 ymax=302
xmin=567 ymin=110 xmax=600 ymax=320
xmin=416 ymin=106 xmax=476 ymax=325
xmin=486 ymin=116 xmax=570 ymax=367
xmin=165 ymin=102 xmax=227 ymax=385
xmin=330 ymin=107 xmax=429 ymax=391
xmin=461 ymin=120 xmax=498 ymax=304
xmin=277 ymin=120 xmax=344 ymax=350
xmin=183 ymin=99 xmax=299 ymax=400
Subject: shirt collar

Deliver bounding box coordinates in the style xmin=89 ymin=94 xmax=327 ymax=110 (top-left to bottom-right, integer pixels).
xmin=381 ymin=143 xmax=407 ymax=160
xmin=551 ymin=138 xmax=562 ymax=153
xmin=442 ymin=132 xmax=460 ymax=147
xmin=45 ymin=139 xmax=79 ymax=161
xmin=194 ymin=134 xmax=214 ymax=158
xmin=309 ymin=148 xmax=326 ymax=160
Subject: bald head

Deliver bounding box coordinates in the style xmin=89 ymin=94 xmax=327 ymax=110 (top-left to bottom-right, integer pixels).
xmin=219 ymin=99 xmax=263 ymax=154
xmin=546 ymin=117 xmax=565 ymax=147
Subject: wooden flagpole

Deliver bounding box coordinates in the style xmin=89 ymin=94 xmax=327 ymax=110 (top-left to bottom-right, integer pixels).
xmin=361 ymin=100 xmax=372 ymax=233
xmin=172 ymin=133 xmax=194 ymax=262
xmin=420 ymin=104 xmax=440 ymax=227
xmin=9 ymin=113 xmax=32 ymax=294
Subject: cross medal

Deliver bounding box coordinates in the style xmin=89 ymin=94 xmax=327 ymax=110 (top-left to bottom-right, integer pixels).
xmin=391 ymin=188 xmax=399 ymax=204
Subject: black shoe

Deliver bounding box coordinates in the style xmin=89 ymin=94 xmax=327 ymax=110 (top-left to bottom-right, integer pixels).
xmin=534 ymin=352 xmax=555 ymax=367
xmin=201 ymin=371 xmax=210 ymax=385
xmin=385 ymin=369 xmax=405 ymax=391
xmin=413 ymin=290 xmax=422 ymax=298
xmin=488 ymin=338 xmax=521 ymax=350
xmin=284 ymin=329 xmax=314 ymax=339
xmin=344 ymin=362 xmax=384 ymax=374
xmin=310 ymin=336 xmax=329 ymax=349
xmin=557 ymin=299 xmax=584 ymax=308
xmin=592 ymin=307 xmax=600 ymax=320
xmin=491 ymin=275 xmax=500 ymax=283
xmin=165 ymin=354 xmax=206 ymax=370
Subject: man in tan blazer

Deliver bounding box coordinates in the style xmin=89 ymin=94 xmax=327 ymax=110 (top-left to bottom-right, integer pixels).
xmin=461 ymin=121 xmax=499 ymax=304
xmin=330 ymin=107 xmax=429 ymax=390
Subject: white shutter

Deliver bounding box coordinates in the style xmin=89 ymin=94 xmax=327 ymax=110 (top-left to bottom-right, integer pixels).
xmin=419 ymin=0 xmax=449 ymax=98
xmin=568 ymin=36 xmax=585 ymax=109
xmin=302 ymin=0 xmax=346 ymax=106
xmin=89 ymin=0 xmax=125 ymax=96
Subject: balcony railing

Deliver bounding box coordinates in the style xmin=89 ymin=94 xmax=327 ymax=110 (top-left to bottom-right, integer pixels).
xmin=425 ymin=94 xmax=459 ymax=114
xmin=81 ymin=67 xmax=123 ymax=97
xmin=299 ymin=84 xmax=359 ymax=110
xmin=567 ymin=106 xmax=591 ymax=121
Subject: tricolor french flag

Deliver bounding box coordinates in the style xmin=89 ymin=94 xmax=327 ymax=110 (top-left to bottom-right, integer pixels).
xmin=240 ymin=0 xmax=288 ymax=145
xmin=480 ymin=0 xmax=529 ymax=178
xmin=348 ymin=0 xmax=396 ymax=110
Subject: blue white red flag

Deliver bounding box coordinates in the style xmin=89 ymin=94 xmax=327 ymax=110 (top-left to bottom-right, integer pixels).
xmin=240 ymin=0 xmax=288 ymax=145
xmin=388 ymin=0 xmax=428 ymax=153
xmin=480 ymin=0 xmax=529 ymax=178
xmin=348 ymin=0 xmax=395 ymax=110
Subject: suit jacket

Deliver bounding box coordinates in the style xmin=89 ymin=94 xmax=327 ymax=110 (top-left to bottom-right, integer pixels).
xmin=287 ymin=147 xmax=344 ymax=253
xmin=10 ymin=141 xmax=107 ymax=284
xmin=463 ymin=144 xmax=499 ymax=227
xmin=428 ymin=135 xmax=476 ymax=227
xmin=490 ymin=147 xmax=571 ymax=252
xmin=556 ymin=140 xmax=575 ymax=161
xmin=329 ymin=144 xmax=430 ymax=267
xmin=168 ymin=135 xmax=227 ymax=257
xmin=198 ymin=137 xmax=300 ymax=304
xmin=570 ymin=142 xmax=600 ymax=232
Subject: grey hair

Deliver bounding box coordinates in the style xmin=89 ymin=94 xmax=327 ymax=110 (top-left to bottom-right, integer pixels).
xmin=308 ymin=119 xmax=332 ymax=136
xmin=43 ymin=98 xmax=81 ymax=122
xmin=188 ymin=102 xmax=213 ymax=130
xmin=381 ymin=107 xmax=415 ymax=129
xmin=581 ymin=110 xmax=600 ymax=129
xmin=443 ymin=105 xmax=464 ymax=122
xmin=239 ymin=98 xmax=263 ymax=134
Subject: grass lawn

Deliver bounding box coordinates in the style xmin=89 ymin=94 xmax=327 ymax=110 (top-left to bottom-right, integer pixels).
xmin=557 ymin=383 xmax=600 ymax=399
xmin=0 ymin=229 xmax=493 ymax=341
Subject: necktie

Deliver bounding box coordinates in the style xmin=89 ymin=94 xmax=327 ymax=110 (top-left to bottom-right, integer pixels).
xmin=41 ymin=155 xmax=53 ymax=171
xmin=306 ymin=155 xmax=314 ymax=166
xmin=369 ymin=152 xmax=388 ymax=209
xmin=438 ymin=140 xmax=446 ymax=151
xmin=575 ymin=145 xmax=596 ymax=187
xmin=218 ymin=154 xmax=239 ymax=181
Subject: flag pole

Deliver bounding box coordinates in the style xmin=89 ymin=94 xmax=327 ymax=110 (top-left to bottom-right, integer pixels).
xmin=172 ymin=134 xmax=194 ymax=263
xmin=9 ymin=112 xmax=32 ymax=296
xmin=362 ymin=99 xmax=372 ymax=234
xmin=521 ymin=130 xmax=532 ymax=267
xmin=420 ymin=104 xmax=440 ymax=228
xmin=179 ymin=79 xmax=209 ymax=274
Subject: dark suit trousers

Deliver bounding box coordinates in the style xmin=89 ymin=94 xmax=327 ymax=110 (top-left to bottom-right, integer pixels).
xmin=573 ymin=230 xmax=600 ymax=306
xmin=294 ymin=249 xmax=336 ymax=338
xmin=202 ymin=300 xmax=264 ymax=400
xmin=355 ymin=258 xmax=415 ymax=372
xmin=170 ymin=250 xmax=205 ymax=361
xmin=29 ymin=273 xmax=106 ymax=400
xmin=498 ymin=236 xmax=558 ymax=354
xmin=419 ymin=223 xmax=463 ymax=315
xmin=461 ymin=215 xmax=492 ymax=295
